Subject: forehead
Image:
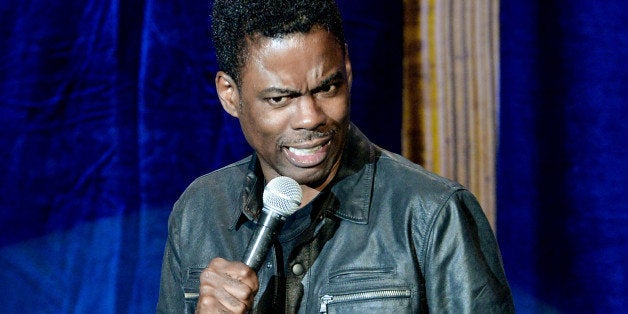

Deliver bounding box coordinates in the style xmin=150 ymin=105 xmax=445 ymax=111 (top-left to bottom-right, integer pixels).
xmin=245 ymin=26 xmax=342 ymax=53
xmin=239 ymin=29 xmax=345 ymax=84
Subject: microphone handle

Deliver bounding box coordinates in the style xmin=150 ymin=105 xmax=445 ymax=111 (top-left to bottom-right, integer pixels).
xmin=242 ymin=209 xmax=284 ymax=271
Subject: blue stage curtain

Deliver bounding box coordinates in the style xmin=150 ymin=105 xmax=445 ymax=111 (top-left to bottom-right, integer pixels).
xmin=498 ymin=1 xmax=627 ymax=312
xmin=0 ymin=0 xmax=401 ymax=312
xmin=3 ymin=0 xmax=626 ymax=312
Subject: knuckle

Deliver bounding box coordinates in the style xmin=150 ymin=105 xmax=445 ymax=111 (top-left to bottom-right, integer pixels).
xmin=199 ymin=283 xmax=213 ymax=294
xmin=207 ymin=257 xmax=225 ymax=269
xmin=238 ymin=265 xmax=255 ymax=277
xmin=197 ymin=294 xmax=217 ymax=310
xmin=200 ymin=267 xmax=215 ymax=281
xmin=231 ymin=300 xmax=248 ymax=313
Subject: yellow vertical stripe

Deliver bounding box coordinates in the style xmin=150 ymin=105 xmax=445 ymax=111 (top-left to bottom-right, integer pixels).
xmin=402 ymin=0 xmax=500 ymax=229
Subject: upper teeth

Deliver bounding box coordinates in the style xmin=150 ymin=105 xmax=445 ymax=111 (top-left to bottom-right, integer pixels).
xmin=289 ymin=145 xmax=322 ymax=156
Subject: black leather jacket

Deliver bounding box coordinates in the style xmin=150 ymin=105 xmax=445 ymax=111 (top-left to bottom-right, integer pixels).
xmin=157 ymin=125 xmax=514 ymax=313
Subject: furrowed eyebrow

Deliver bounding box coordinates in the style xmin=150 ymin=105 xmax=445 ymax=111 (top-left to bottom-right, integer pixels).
xmin=312 ymin=71 xmax=345 ymax=93
xmin=259 ymin=71 xmax=345 ymax=96
xmin=260 ymin=87 xmax=300 ymax=96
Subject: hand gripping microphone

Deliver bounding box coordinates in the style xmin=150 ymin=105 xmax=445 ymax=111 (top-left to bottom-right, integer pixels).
xmin=242 ymin=176 xmax=302 ymax=271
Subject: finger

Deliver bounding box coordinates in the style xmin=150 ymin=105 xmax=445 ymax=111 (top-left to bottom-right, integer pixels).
xmin=214 ymin=269 xmax=256 ymax=310
xmin=198 ymin=282 xmax=249 ymax=313
xmin=208 ymin=258 xmax=259 ymax=295
xmin=224 ymin=262 xmax=259 ymax=295
xmin=220 ymin=274 xmax=256 ymax=307
xmin=199 ymin=259 xmax=258 ymax=312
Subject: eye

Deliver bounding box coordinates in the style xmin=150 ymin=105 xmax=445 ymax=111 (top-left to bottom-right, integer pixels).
xmin=266 ymin=95 xmax=291 ymax=106
xmin=315 ymin=83 xmax=341 ymax=98
xmin=320 ymin=84 xmax=337 ymax=94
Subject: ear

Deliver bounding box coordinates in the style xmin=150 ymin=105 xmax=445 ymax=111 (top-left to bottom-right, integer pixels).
xmin=344 ymin=44 xmax=353 ymax=92
xmin=215 ymin=71 xmax=241 ymax=118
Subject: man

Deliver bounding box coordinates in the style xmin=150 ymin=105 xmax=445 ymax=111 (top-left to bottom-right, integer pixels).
xmin=157 ymin=0 xmax=514 ymax=313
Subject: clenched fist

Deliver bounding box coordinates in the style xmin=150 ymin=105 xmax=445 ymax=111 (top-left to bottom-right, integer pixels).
xmin=195 ymin=257 xmax=260 ymax=313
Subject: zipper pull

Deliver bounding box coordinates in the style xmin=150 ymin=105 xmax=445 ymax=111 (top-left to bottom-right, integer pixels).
xmin=319 ymin=295 xmax=333 ymax=313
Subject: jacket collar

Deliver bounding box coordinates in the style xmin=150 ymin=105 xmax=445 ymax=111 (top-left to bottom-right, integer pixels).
xmin=229 ymin=123 xmax=377 ymax=230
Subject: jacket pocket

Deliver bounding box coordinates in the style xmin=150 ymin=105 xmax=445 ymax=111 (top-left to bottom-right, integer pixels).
xmin=319 ymin=288 xmax=413 ymax=313
xmin=183 ymin=266 xmax=205 ymax=314
xmin=327 ymin=267 xmax=396 ymax=283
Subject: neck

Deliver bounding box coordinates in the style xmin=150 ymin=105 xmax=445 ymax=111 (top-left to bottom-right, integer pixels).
xmin=299 ymin=185 xmax=322 ymax=208
xmin=299 ymin=163 xmax=341 ymax=208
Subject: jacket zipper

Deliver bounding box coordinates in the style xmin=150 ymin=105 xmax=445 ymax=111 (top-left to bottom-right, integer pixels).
xmin=319 ymin=289 xmax=411 ymax=313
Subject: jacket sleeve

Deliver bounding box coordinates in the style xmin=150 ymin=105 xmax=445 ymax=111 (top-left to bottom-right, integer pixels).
xmin=156 ymin=204 xmax=187 ymax=313
xmin=423 ymin=189 xmax=514 ymax=313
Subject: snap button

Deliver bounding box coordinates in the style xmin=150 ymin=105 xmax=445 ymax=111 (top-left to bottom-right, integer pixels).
xmin=292 ymin=263 xmax=304 ymax=276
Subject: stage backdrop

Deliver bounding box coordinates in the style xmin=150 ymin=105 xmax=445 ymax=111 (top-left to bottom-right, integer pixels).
xmin=498 ymin=1 xmax=627 ymax=313
xmin=1 ymin=0 xmax=626 ymax=313
xmin=0 ymin=0 xmax=401 ymax=312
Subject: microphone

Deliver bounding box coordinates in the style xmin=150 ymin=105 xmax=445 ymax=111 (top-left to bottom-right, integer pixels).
xmin=242 ymin=176 xmax=302 ymax=271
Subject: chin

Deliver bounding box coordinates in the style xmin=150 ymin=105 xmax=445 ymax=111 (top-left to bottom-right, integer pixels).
xmin=294 ymin=169 xmax=335 ymax=188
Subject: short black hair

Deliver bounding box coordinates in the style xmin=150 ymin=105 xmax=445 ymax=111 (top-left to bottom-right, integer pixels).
xmin=211 ymin=0 xmax=346 ymax=83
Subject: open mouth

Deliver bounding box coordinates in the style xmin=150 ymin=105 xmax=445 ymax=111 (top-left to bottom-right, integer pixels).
xmin=284 ymin=140 xmax=331 ymax=167
xmin=288 ymin=144 xmax=324 ymax=156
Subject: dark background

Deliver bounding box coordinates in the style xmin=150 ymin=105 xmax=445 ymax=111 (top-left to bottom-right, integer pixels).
xmin=0 ymin=0 xmax=625 ymax=312
xmin=498 ymin=1 xmax=627 ymax=312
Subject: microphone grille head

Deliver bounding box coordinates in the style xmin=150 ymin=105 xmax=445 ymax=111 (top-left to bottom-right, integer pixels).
xmin=263 ymin=176 xmax=302 ymax=217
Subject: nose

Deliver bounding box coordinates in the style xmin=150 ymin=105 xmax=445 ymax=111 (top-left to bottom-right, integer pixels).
xmin=291 ymin=95 xmax=326 ymax=130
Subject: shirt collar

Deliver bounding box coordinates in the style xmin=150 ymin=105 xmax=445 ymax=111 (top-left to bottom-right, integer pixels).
xmin=229 ymin=123 xmax=377 ymax=230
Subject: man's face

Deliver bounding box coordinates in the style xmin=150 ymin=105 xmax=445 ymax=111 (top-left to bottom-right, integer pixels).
xmin=222 ymin=28 xmax=352 ymax=187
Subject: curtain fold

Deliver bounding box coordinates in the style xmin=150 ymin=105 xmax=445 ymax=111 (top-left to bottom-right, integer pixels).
xmin=402 ymin=0 xmax=500 ymax=227
xmin=498 ymin=1 xmax=627 ymax=312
